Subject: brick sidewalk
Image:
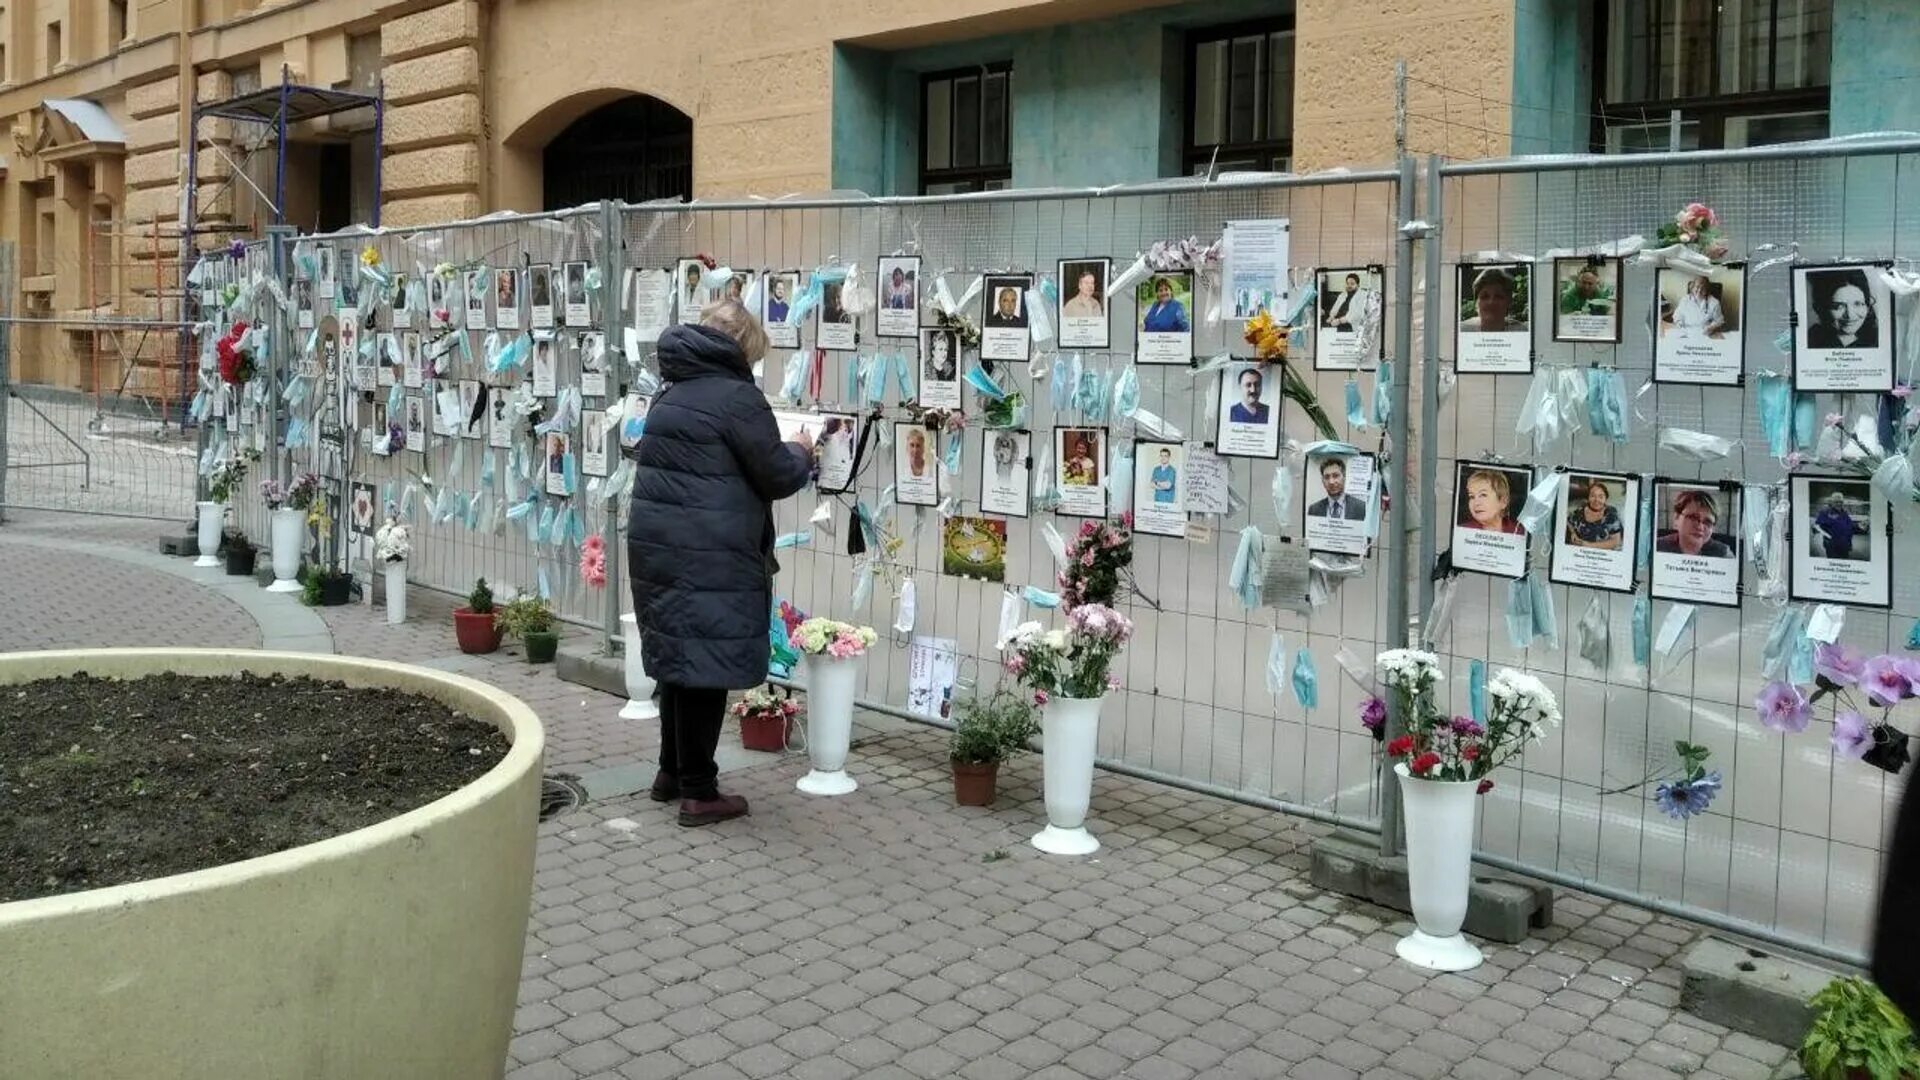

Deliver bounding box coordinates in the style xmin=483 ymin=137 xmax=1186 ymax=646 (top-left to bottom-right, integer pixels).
xmin=0 ymin=511 xmax=1803 ymax=1080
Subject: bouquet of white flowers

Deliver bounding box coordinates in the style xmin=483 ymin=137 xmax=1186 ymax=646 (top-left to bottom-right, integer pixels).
xmin=373 ymin=518 xmax=411 ymax=563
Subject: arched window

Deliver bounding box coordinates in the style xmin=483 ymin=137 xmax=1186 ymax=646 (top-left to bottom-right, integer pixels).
xmin=541 ymin=95 xmax=692 ymax=210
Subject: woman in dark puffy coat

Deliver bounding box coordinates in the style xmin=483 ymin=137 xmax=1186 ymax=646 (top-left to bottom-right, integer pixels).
xmin=628 ymin=300 xmax=813 ymax=826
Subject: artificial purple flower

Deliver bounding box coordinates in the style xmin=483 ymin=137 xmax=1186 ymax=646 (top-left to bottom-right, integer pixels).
xmin=1755 ymin=680 xmax=1812 ymax=734
xmin=1654 ymin=771 xmax=1722 ymax=820
xmin=1861 ymin=654 xmax=1912 ymax=708
xmin=1832 ymin=710 xmax=1873 ymax=760
xmin=1359 ymin=696 xmax=1387 ymax=733
xmin=1897 ymin=657 xmax=1920 ymax=698
xmin=1814 ymin=643 xmax=1865 ymax=687
xmin=1449 ymin=716 xmax=1485 ymax=737
xmin=228 ymin=239 xmax=247 ymax=260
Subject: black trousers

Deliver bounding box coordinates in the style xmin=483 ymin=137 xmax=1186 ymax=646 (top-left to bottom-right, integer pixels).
xmin=657 ymin=683 xmax=728 ymax=800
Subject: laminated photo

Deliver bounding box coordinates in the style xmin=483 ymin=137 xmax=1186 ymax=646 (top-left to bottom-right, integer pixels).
xmin=920 ymin=329 xmax=962 ymax=410
xmin=402 ymin=332 xmax=423 ymax=388
xmin=981 ymin=273 xmax=1032 ymax=364
xmin=1650 ymin=480 xmax=1742 ymax=608
xmin=895 ymin=423 xmax=940 ymax=507
xmin=1314 ymin=266 xmax=1383 ymax=371
xmin=1214 ymin=363 xmax=1281 ymax=459
xmin=942 ymin=516 xmax=1007 ymax=583
xmin=979 ymin=428 xmax=1031 ymax=518
xmin=582 ymin=410 xmax=611 ymax=478
xmin=1135 ymin=271 xmax=1194 ymax=365
xmin=1303 ymin=449 xmax=1375 ymax=557
xmin=1790 ymin=474 xmax=1891 ymax=609
xmin=458 ymin=379 xmax=482 ymax=440
xmin=1455 ymin=262 xmax=1532 ymax=374
xmin=1792 ymin=262 xmax=1895 ymax=392
xmin=404 ymin=395 xmax=426 ymax=453
xmin=531 ymin=337 xmax=558 ymax=398
xmin=1550 ymin=256 xmax=1623 ymax=344
xmin=764 ymin=271 xmax=801 ymax=349
xmin=495 ymin=268 xmax=522 ymax=331
xmin=1132 ymin=440 xmax=1188 ymax=538
xmin=1055 ymin=427 xmax=1107 ymax=518
xmin=1450 ymin=461 xmax=1532 ymax=578
xmin=487 ymin=386 xmax=512 ymax=449
xmin=563 ymin=261 xmax=591 ymax=327
xmin=1653 ymin=264 xmax=1745 ymax=385
xmin=817 ymin=278 xmax=857 ymax=351
xmin=1548 ymin=470 xmax=1640 ymax=594
xmin=465 ymin=268 xmax=489 ymax=330
xmin=619 ymin=394 xmax=651 ymax=450
xmin=1057 ymin=258 xmax=1111 ymax=350
xmin=544 ymin=432 xmax=572 ymax=496
xmin=579 ymin=331 xmax=608 ymax=398
xmin=876 ymin=256 xmax=921 ymax=339
xmin=674 ymin=259 xmax=709 ymax=324
xmin=817 ymin=412 xmax=860 ymax=494
xmin=528 ymin=264 xmax=556 ymax=330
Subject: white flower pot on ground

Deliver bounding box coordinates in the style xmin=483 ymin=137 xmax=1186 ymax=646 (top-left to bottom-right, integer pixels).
xmin=194 ymin=501 xmax=224 ymax=567
xmin=383 ymin=562 xmax=408 ymax=625
xmin=1032 ymin=695 xmax=1103 ymax=856
xmin=1394 ymin=762 xmax=1485 ymax=972
xmin=797 ymin=654 xmax=858 ymax=796
xmin=618 ymin=614 xmax=659 ymax=721
xmin=267 ymin=507 xmax=305 ymax=592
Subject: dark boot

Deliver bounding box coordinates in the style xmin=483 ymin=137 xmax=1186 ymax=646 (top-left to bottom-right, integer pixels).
xmin=678 ymin=793 xmax=749 ymax=827
xmin=649 ymin=771 xmax=679 ymax=803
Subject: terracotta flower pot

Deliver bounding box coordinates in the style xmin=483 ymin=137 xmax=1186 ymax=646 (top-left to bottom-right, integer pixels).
xmin=523 ymin=631 xmax=559 ymax=664
xmin=952 ymin=760 xmax=999 ymax=806
xmin=453 ymin=608 xmax=501 ymax=654
xmin=739 ymin=711 xmax=789 ymax=752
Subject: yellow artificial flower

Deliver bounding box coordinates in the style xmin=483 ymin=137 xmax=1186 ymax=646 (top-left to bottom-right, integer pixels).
xmin=360 ymin=245 xmax=382 ymax=268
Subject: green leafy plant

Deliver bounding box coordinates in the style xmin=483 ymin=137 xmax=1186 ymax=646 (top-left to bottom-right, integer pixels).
xmin=301 ymin=575 xmax=324 ymax=606
xmin=467 ymin=577 xmax=495 ymax=615
xmin=1801 ymin=976 xmax=1920 ymax=1080
xmin=949 ymin=689 xmax=1040 ymax=765
xmin=495 ymin=595 xmax=554 ymax=638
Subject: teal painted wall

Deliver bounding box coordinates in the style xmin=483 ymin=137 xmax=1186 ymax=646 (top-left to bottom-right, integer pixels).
xmin=1830 ymin=0 xmax=1920 ymax=136
xmin=1510 ymin=0 xmax=1592 ymax=155
xmin=831 ymin=0 xmax=1288 ymax=195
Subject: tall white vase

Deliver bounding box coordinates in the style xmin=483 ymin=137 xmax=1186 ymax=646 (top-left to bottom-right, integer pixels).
xmin=1032 ymin=695 xmax=1103 ymax=855
xmin=267 ymin=507 xmax=305 ymax=592
xmin=1394 ymin=763 xmax=1485 ymax=972
xmin=797 ymin=654 xmax=859 ymax=796
xmin=619 ymin=614 xmax=659 ymax=720
xmin=383 ymin=562 xmax=408 ymax=625
xmin=194 ymin=501 xmax=224 ymax=567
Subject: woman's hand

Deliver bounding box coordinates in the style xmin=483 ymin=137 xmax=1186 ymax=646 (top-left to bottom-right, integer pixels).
xmin=791 ymin=429 xmax=815 ymax=455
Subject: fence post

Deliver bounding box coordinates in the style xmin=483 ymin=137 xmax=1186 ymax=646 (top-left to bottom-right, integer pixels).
xmin=1380 ymin=151 xmax=1421 ymax=857
xmin=1417 ymin=154 xmax=1445 ymax=628
xmin=0 ymin=241 xmax=12 ymax=524
xmin=267 ymin=226 xmax=295 ymax=490
xmin=598 ymin=200 xmax=625 ymax=657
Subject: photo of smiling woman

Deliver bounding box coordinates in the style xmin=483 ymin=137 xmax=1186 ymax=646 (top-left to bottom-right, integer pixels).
xmin=1450 ymin=461 xmax=1533 ymax=578
xmin=1650 ymin=481 xmax=1742 ymax=607
xmin=1135 ymin=271 xmax=1194 ymax=365
xmin=1455 ymin=263 xmax=1533 ymax=374
xmin=1793 ymin=263 xmax=1895 ymax=392
xmin=1549 ymin=471 xmax=1640 ymax=593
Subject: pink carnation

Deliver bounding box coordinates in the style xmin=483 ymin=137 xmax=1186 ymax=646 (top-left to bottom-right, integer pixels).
xmin=579 ymin=535 xmax=607 ymax=588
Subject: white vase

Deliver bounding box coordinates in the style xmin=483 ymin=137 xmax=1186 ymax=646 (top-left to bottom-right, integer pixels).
xmin=383 ymin=562 xmax=408 ymax=624
xmin=267 ymin=507 xmax=305 ymax=592
xmin=1394 ymin=763 xmax=1485 ymax=972
xmin=797 ymin=654 xmax=859 ymax=796
xmin=1032 ymin=695 xmax=1103 ymax=856
xmin=619 ymin=614 xmax=659 ymax=720
xmin=194 ymin=501 xmax=224 ymax=567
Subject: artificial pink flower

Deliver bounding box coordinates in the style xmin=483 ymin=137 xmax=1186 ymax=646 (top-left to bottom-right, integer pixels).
xmin=1033 ymin=690 xmax=1050 ymax=706
xmin=1832 ymin=711 xmax=1873 ymax=760
xmin=1862 ymin=655 xmax=1912 ymax=707
xmin=1783 ymin=450 xmax=1806 ymax=470
xmin=1755 ymin=680 xmax=1812 ymax=734
xmin=578 ymin=535 xmax=606 ymax=588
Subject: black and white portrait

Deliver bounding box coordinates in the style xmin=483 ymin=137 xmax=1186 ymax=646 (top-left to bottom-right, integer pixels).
xmin=816 ymin=279 xmax=856 ymax=351
xmin=532 ymin=337 xmax=557 ymax=398
xmin=563 ymin=261 xmax=590 ymax=327
xmin=487 ymin=386 xmax=512 ymax=448
xmin=528 ymin=264 xmax=556 ymax=329
xmin=1792 ymin=263 xmax=1895 ymax=392
xmin=465 ymin=268 xmax=489 ymax=330
xmin=920 ymin=328 xmax=962 ymax=410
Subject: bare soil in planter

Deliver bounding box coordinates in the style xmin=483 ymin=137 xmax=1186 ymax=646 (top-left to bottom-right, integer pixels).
xmin=0 ymin=672 xmax=509 ymax=904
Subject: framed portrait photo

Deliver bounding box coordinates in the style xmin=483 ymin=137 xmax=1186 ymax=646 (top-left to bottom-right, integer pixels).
xmin=1214 ymin=362 xmax=1282 ymax=459
xmin=816 ymin=278 xmax=857 ymax=352
xmin=1653 ymin=263 xmax=1746 ymax=385
xmin=895 ymin=423 xmax=940 ymax=507
xmin=580 ymin=410 xmax=611 ymax=478
xmin=981 ymin=274 xmax=1033 ymax=364
xmin=1649 ymin=479 xmax=1743 ymax=608
xmin=544 ymin=431 xmax=573 ymax=496
xmin=1057 ymin=258 xmax=1111 ymax=350
xmin=618 ymin=394 xmax=651 ymax=451
xmin=457 ymin=378 xmax=483 ymax=440
xmin=816 ymin=412 xmax=860 ymax=494
xmin=530 ymin=336 xmax=558 ymax=398
xmin=1548 ymin=470 xmax=1641 ymax=594
xmin=487 ymin=386 xmax=513 ymax=448
xmin=1135 ymin=271 xmax=1194 ymax=365
xmin=1450 ymin=460 xmax=1533 ymax=579
xmin=1550 ymin=256 xmax=1624 ymax=344
xmin=1055 ymin=426 xmax=1108 ymax=518
xmin=764 ymin=270 xmax=801 ymax=349
xmin=919 ymin=328 xmax=963 ymax=410
xmin=1790 ymin=474 xmax=1891 ymax=609
xmin=876 ymin=256 xmax=921 ymax=339
xmin=404 ymin=395 xmax=427 ymax=453
xmin=979 ymin=428 xmax=1031 ymax=519
xmin=1792 ymin=262 xmax=1895 ymax=392
xmin=672 ymin=258 xmax=708 ymax=325
xmin=1132 ymin=440 xmax=1188 ymax=538
xmin=528 ymin=264 xmax=556 ymax=330
xmin=464 ymin=268 xmax=490 ymax=330
xmin=494 ymin=268 xmax=522 ymax=331
xmin=1314 ymin=266 xmax=1385 ymax=371
xmin=563 ymin=261 xmax=591 ymax=327
xmin=1455 ymin=262 xmax=1533 ymax=374
xmin=1303 ymin=449 xmax=1376 ymax=557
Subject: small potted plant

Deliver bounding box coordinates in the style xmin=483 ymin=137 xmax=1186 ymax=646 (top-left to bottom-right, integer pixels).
xmin=221 ymin=528 xmax=256 ymax=577
xmin=302 ymin=565 xmax=354 ymax=607
xmin=453 ymin=578 xmax=502 ymax=654
xmin=497 ymin=594 xmax=558 ymax=663
xmin=948 ymin=689 xmax=1039 ymax=807
xmin=1799 ymin=975 xmax=1920 ymax=1079
xmin=731 ymin=686 xmax=800 ymax=753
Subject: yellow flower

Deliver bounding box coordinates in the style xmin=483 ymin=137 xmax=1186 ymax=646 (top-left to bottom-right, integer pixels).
xmin=1242 ymin=311 xmax=1275 ymax=347
xmin=359 ymin=246 xmax=381 ymax=268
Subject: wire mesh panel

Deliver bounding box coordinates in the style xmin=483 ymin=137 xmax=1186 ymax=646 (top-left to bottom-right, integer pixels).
xmin=617 ymin=176 xmax=1404 ymax=821
xmin=1428 ymin=144 xmax=1920 ymax=961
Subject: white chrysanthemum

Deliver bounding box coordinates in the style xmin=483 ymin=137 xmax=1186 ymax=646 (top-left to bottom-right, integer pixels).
xmin=1376 ymin=648 xmax=1443 ymax=688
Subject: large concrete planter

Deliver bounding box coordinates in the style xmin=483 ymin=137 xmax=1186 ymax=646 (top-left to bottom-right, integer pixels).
xmin=0 ymin=649 xmax=545 ymax=1080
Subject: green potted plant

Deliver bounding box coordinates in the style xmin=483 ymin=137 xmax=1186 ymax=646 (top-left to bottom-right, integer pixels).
xmin=221 ymin=528 xmax=256 ymax=577
xmin=301 ymin=565 xmax=353 ymax=607
xmin=453 ymin=578 xmax=502 ymax=654
xmin=1801 ymin=976 xmax=1920 ymax=1080
xmin=948 ymin=689 xmax=1039 ymax=807
xmin=496 ymin=595 xmax=558 ymax=663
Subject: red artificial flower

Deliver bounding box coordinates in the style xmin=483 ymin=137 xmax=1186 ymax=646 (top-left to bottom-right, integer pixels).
xmin=1410 ymin=752 xmax=1442 ymax=775
xmin=1386 ymin=735 xmax=1415 ymax=758
xmin=216 ymin=320 xmax=253 ymax=384
xmin=1460 ymin=745 xmax=1481 ymax=761
xmin=1476 ymin=779 xmax=1495 ymax=795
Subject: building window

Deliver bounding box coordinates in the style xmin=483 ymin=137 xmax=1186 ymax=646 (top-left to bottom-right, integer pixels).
xmin=1599 ymin=0 xmax=1831 ymax=152
xmin=108 ymin=0 xmax=128 ymax=43
xmin=1186 ymin=20 xmax=1294 ymax=175
xmin=920 ymin=63 xmax=1011 ymax=195
xmin=44 ymin=20 xmax=59 ymax=72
